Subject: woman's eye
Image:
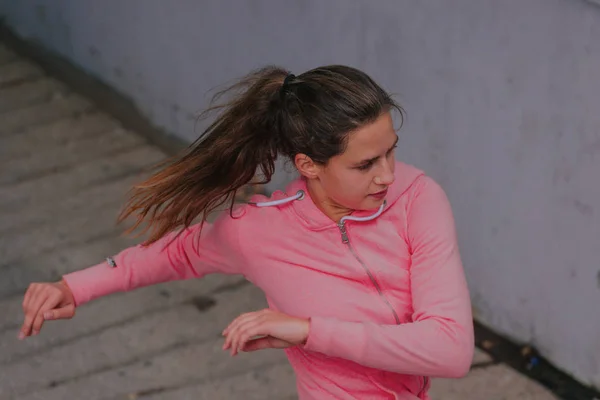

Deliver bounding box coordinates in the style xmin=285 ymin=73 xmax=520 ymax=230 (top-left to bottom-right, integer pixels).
xmin=357 ymin=162 xmax=372 ymax=171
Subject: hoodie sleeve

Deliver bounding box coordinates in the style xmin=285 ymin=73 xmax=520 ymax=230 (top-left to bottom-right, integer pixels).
xmin=62 ymin=211 xmax=245 ymax=307
xmin=303 ymin=176 xmax=474 ymax=378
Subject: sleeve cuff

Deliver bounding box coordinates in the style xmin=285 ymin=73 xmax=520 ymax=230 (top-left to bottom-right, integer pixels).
xmin=303 ymin=316 xmax=335 ymax=354
xmin=62 ymin=258 xmax=127 ymax=306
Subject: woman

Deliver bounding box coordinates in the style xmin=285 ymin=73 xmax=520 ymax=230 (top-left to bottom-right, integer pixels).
xmin=19 ymin=65 xmax=474 ymax=399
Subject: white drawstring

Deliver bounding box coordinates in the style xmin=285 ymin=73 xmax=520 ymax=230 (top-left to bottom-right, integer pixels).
xmin=340 ymin=200 xmax=386 ymax=224
xmin=249 ymin=190 xmax=305 ymax=207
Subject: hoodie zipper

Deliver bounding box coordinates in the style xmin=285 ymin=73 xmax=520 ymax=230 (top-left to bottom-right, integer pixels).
xmin=338 ymin=221 xmax=400 ymax=325
xmin=338 ymin=221 xmax=429 ymax=398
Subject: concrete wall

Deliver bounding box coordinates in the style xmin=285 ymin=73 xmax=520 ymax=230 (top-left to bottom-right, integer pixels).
xmin=2 ymin=0 xmax=599 ymax=389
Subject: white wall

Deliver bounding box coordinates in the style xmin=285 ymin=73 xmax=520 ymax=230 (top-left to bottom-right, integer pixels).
xmin=2 ymin=0 xmax=599 ymax=389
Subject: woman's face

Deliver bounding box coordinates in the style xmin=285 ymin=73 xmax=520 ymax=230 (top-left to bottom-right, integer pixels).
xmin=299 ymin=112 xmax=398 ymax=221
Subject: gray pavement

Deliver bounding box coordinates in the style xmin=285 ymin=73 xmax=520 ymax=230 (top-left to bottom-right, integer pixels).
xmin=0 ymin=43 xmax=560 ymax=399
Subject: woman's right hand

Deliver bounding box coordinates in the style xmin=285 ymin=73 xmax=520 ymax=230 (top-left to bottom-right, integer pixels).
xmin=19 ymin=280 xmax=76 ymax=340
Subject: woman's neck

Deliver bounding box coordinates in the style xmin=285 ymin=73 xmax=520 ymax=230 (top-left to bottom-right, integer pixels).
xmin=305 ymin=179 xmax=353 ymax=223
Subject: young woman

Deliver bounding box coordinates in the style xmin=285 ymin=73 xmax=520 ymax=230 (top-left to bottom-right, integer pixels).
xmin=19 ymin=65 xmax=474 ymax=399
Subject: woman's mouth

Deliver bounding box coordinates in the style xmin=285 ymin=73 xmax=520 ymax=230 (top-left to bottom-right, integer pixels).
xmin=369 ymin=189 xmax=388 ymax=200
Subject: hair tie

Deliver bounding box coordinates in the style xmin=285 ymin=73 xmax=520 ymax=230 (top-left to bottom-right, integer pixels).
xmin=280 ymin=73 xmax=296 ymax=99
xmin=283 ymin=73 xmax=296 ymax=86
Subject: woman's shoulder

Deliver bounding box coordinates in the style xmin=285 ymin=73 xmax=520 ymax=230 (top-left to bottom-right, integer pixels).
xmin=388 ymin=162 xmax=451 ymax=215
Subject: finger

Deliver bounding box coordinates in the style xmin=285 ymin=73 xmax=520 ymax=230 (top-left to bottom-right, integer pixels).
xmin=223 ymin=313 xmax=260 ymax=350
xmin=22 ymin=283 xmax=39 ymax=313
xmin=223 ymin=311 xmax=259 ymax=336
xmin=32 ymin=294 xmax=62 ymax=334
xmin=241 ymin=337 xmax=272 ymax=352
xmin=44 ymin=304 xmax=75 ymax=321
xmin=223 ymin=309 xmax=270 ymax=336
xmin=31 ymin=311 xmax=46 ymax=336
xmin=242 ymin=336 xmax=290 ymax=352
xmin=225 ymin=315 xmax=264 ymax=355
xmin=231 ymin=319 xmax=266 ymax=356
xmin=20 ymin=288 xmax=47 ymax=339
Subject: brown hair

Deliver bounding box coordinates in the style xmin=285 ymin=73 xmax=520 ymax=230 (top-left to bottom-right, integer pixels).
xmin=118 ymin=65 xmax=403 ymax=245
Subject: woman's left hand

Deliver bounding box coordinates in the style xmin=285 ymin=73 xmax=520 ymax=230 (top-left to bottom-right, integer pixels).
xmin=222 ymin=309 xmax=309 ymax=356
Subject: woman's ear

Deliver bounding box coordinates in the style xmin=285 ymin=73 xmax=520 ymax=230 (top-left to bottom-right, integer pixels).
xmin=294 ymin=153 xmax=321 ymax=180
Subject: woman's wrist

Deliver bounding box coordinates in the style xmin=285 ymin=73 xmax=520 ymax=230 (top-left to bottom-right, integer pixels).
xmin=300 ymin=317 xmax=311 ymax=345
xmin=59 ymin=278 xmax=76 ymax=305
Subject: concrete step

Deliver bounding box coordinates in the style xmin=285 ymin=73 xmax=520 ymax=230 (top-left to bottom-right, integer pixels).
xmin=0 ymin=112 xmax=120 ymax=159
xmin=0 ymin=59 xmax=43 ymax=88
xmin=430 ymin=363 xmax=559 ymax=400
xmin=0 ymin=93 xmax=94 ymax=134
xmin=0 ymin=166 xmax=144 ymax=233
xmin=0 ymin=44 xmax=18 ymax=65
xmin=0 ymin=145 xmax=165 ymax=211
xmin=141 ymin=361 xmax=297 ymax=400
xmin=1 ymin=127 xmax=145 ymax=186
xmin=0 ymin=77 xmax=69 ymax=113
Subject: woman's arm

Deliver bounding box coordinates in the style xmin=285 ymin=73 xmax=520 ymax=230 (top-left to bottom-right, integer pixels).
xmin=62 ymin=211 xmax=245 ymax=307
xmin=303 ymin=177 xmax=474 ymax=378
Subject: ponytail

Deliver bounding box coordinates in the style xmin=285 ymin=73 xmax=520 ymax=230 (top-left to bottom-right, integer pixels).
xmin=118 ymin=66 xmax=289 ymax=245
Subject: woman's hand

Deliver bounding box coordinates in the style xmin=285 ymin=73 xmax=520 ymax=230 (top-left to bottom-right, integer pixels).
xmin=222 ymin=309 xmax=309 ymax=356
xmin=19 ymin=280 xmax=76 ymax=339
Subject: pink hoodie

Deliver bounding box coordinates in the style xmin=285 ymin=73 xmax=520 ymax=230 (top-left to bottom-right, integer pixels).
xmin=63 ymin=161 xmax=474 ymax=399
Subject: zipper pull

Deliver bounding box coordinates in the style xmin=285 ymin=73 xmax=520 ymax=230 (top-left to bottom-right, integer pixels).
xmin=338 ymin=222 xmax=349 ymax=244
